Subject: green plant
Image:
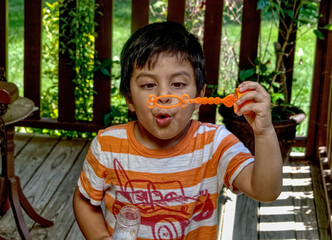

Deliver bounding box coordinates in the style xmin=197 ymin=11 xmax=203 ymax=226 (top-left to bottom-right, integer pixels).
xmin=59 ymin=0 xmax=99 ymax=122
xmin=237 ymin=0 xmax=320 ymax=120
xmin=99 ymin=59 xmax=136 ymax=126
xmin=59 ymin=0 xmax=133 ymax=127
xmin=41 ymin=2 xmax=59 ymax=119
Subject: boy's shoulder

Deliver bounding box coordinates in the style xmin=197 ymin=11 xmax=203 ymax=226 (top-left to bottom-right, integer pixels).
xmin=97 ymin=121 xmax=135 ymax=138
xmin=186 ymin=120 xmax=229 ymax=141
xmin=193 ymin=120 xmax=224 ymax=133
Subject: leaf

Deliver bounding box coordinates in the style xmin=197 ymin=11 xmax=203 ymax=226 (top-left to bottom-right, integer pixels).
xmin=101 ymin=58 xmax=113 ymax=68
xmin=323 ymin=24 xmax=332 ymax=30
xmin=100 ymin=67 xmax=111 ymax=77
xmin=239 ymin=68 xmax=255 ymax=81
xmin=259 ymin=62 xmax=268 ymax=73
xmin=284 ymin=9 xmax=294 ymax=19
xmin=271 ymin=93 xmax=284 ymax=103
xmin=313 ymin=29 xmax=324 ymax=40
xmin=257 ymin=0 xmax=269 ymax=10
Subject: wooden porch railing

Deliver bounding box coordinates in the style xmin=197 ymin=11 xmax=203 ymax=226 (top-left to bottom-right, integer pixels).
xmin=0 ymin=0 xmax=331 ymax=153
xmin=0 ymin=0 xmax=266 ymax=133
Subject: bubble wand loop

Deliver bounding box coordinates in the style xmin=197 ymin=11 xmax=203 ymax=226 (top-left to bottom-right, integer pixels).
xmin=147 ymin=88 xmax=251 ymax=113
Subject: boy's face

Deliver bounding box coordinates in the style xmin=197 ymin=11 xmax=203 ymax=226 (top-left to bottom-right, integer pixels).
xmin=126 ymin=54 xmax=205 ymax=149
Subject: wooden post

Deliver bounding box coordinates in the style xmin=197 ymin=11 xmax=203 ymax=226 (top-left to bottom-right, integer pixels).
xmin=167 ymin=0 xmax=185 ymax=24
xmin=199 ymin=0 xmax=224 ymax=123
xmin=0 ymin=0 xmax=8 ymax=77
xmin=328 ymin=77 xmax=332 ymax=169
xmin=238 ymin=0 xmax=261 ymax=72
xmin=305 ymin=0 xmax=332 ymax=160
xmin=277 ymin=0 xmax=300 ymax=103
xmin=24 ymin=0 xmax=42 ymax=119
xmin=131 ymin=0 xmax=149 ymax=33
xmin=93 ymin=0 xmax=112 ymax=126
xmin=58 ymin=0 xmax=77 ymax=122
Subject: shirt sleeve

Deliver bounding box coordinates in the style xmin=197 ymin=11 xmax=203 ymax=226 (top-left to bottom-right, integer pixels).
xmin=215 ymin=125 xmax=254 ymax=194
xmin=77 ymin=134 xmax=107 ymax=206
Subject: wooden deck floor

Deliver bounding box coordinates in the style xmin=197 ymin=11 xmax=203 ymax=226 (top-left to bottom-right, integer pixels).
xmin=0 ymin=133 xmax=330 ymax=240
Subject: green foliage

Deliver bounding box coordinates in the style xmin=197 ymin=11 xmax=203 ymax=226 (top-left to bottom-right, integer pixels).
xmin=99 ymin=59 xmax=134 ymax=126
xmin=41 ymin=2 xmax=59 ymax=119
xmin=184 ymin=0 xmax=206 ymax=42
xmin=59 ymin=0 xmax=98 ymax=122
xmin=58 ymin=0 xmax=133 ymax=128
xmin=239 ymin=0 xmax=319 ymax=114
xmin=150 ymin=0 xmax=168 ymax=22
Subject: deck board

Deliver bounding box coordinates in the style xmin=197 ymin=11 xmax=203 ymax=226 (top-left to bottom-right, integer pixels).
xmin=259 ymin=167 xmax=297 ymax=239
xmin=0 ymin=134 xmax=330 ymax=239
xmin=0 ymin=134 xmax=88 ymax=239
xmin=233 ymin=194 xmax=258 ymax=240
xmin=290 ymin=161 xmax=319 ymax=239
xmin=14 ymin=135 xmax=60 ymax=188
xmin=30 ymin=139 xmax=90 ymax=240
xmin=311 ymin=150 xmax=331 ymax=240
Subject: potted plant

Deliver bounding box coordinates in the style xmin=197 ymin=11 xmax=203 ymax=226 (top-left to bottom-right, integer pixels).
xmin=218 ymin=0 xmax=319 ymax=161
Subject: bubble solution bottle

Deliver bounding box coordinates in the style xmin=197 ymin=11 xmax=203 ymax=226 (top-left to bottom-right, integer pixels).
xmin=112 ymin=205 xmax=141 ymax=240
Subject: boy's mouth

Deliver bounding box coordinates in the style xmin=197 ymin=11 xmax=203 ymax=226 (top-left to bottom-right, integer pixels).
xmin=156 ymin=113 xmax=172 ymax=126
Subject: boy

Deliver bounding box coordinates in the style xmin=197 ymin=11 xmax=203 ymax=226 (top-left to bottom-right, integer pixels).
xmin=73 ymin=21 xmax=282 ymax=240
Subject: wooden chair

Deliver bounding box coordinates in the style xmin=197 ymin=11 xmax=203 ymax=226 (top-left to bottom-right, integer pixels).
xmin=0 ymin=82 xmax=53 ymax=240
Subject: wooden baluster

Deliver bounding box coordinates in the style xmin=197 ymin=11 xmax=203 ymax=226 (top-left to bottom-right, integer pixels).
xmin=131 ymin=0 xmax=149 ymax=33
xmin=93 ymin=0 xmax=113 ymax=126
xmin=24 ymin=0 xmax=42 ymax=119
xmin=167 ymin=0 xmax=185 ymax=24
xmin=199 ymin=0 xmax=224 ymax=123
xmin=306 ymin=0 xmax=332 ymax=159
xmin=0 ymin=0 xmax=8 ymax=75
xmin=238 ymin=0 xmax=261 ymax=72
xmin=58 ymin=0 xmax=77 ymax=123
xmin=277 ymin=0 xmax=300 ymax=103
xmin=328 ymin=79 xmax=332 ymax=174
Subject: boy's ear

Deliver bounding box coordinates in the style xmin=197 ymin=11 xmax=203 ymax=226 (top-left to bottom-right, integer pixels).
xmin=199 ymin=84 xmax=206 ymax=98
xmin=195 ymin=84 xmax=206 ymax=110
xmin=125 ymin=97 xmax=135 ymax=113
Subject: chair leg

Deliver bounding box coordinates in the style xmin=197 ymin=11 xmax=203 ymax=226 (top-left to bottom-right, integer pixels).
xmin=8 ymin=177 xmax=32 ymax=240
xmin=15 ymin=176 xmax=53 ymax=227
xmin=0 ymin=183 xmax=7 ymax=240
xmin=0 ymin=177 xmax=6 ymax=213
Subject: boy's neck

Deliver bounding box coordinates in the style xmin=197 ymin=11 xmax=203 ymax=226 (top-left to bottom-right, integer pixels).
xmin=133 ymin=120 xmax=192 ymax=150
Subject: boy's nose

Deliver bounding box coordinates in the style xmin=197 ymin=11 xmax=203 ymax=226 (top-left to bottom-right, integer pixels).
xmin=157 ymin=95 xmax=171 ymax=105
xmin=157 ymin=88 xmax=171 ymax=104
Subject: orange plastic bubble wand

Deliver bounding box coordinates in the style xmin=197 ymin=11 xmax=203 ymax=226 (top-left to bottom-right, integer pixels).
xmin=147 ymin=88 xmax=251 ymax=113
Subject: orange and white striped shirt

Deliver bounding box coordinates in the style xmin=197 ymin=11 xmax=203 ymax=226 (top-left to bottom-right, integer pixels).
xmin=78 ymin=120 xmax=254 ymax=240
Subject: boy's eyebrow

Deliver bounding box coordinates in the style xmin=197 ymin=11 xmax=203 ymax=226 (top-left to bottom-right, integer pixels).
xmin=135 ymin=71 xmax=192 ymax=80
xmin=135 ymin=72 xmax=156 ymax=80
xmin=170 ymin=71 xmax=192 ymax=79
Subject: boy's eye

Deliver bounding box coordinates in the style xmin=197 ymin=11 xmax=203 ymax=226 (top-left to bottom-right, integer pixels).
xmin=172 ymin=82 xmax=186 ymax=88
xmin=142 ymin=83 xmax=156 ymax=89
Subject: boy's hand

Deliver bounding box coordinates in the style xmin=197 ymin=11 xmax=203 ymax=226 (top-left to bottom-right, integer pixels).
xmin=235 ymin=81 xmax=273 ymax=135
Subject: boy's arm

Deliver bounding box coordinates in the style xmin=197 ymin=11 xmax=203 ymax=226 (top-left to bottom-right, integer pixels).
xmin=73 ymin=187 xmax=112 ymax=240
xmin=232 ymin=81 xmax=283 ymax=202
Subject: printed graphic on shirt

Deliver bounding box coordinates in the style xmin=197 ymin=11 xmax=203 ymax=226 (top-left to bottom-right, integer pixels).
xmin=111 ymin=158 xmax=214 ymax=240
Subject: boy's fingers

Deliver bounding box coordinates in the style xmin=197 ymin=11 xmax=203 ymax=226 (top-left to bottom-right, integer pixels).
xmin=238 ymin=81 xmax=259 ymax=91
xmin=237 ymin=91 xmax=265 ymax=105
xmin=237 ymin=88 xmax=269 ymax=105
xmin=238 ymin=81 xmax=267 ymax=94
